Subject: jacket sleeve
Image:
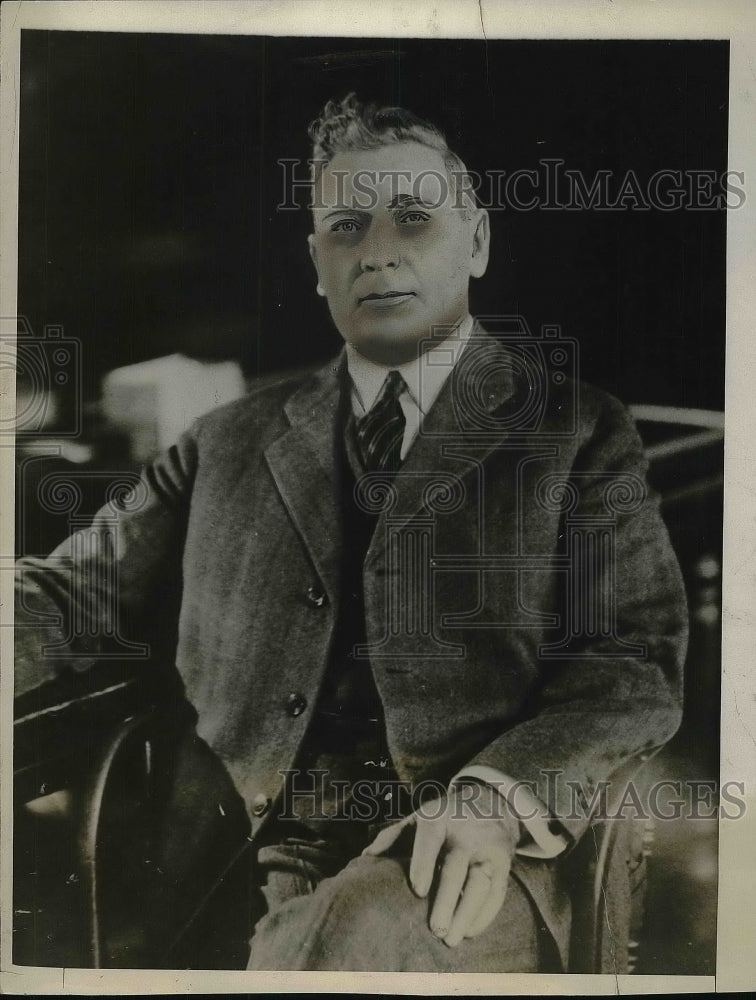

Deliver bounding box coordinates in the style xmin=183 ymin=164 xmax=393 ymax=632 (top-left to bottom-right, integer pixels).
xmin=14 ymin=429 xmax=198 ymax=700
xmin=466 ymin=392 xmax=689 ymax=844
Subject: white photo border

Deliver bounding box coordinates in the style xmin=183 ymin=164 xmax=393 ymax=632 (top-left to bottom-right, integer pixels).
xmin=1 ymin=1 xmax=753 ymax=994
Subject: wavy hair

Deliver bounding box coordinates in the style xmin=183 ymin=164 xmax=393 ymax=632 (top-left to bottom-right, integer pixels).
xmin=308 ymin=93 xmax=476 ymax=210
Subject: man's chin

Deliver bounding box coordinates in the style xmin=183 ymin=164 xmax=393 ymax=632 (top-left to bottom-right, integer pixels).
xmin=339 ymin=316 xmax=444 ymax=365
xmin=347 ymin=329 xmax=431 ymax=367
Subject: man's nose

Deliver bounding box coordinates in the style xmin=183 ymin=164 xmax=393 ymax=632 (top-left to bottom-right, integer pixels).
xmin=359 ymin=230 xmax=401 ymax=272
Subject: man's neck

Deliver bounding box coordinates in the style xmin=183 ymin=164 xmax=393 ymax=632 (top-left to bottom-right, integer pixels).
xmin=347 ymin=313 xmax=473 ymax=370
xmin=346 ymin=314 xmax=475 ymax=416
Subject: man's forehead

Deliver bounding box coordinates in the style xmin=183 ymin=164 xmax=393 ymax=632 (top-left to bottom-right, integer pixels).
xmin=313 ymin=141 xmax=455 ymax=212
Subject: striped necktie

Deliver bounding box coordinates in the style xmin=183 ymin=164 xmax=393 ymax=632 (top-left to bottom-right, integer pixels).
xmin=355 ymin=370 xmax=407 ymax=475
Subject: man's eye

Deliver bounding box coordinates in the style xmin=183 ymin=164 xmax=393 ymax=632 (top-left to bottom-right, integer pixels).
xmin=330 ymin=219 xmax=361 ymax=233
xmin=399 ymin=211 xmax=430 ymax=224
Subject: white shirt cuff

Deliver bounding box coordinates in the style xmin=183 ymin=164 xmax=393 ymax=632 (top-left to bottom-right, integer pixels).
xmin=451 ymin=764 xmax=569 ymax=859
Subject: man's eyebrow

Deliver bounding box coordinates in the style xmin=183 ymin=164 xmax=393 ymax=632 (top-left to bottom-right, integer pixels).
xmin=322 ymin=207 xmax=365 ymax=220
xmin=386 ymin=193 xmax=434 ymax=210
xmin=320 ymin=194 xmax=434 ymax=220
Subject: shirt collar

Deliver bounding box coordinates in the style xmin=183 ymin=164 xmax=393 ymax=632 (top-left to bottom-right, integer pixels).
xmin=346 ymin=314 xmax=474 ymax=416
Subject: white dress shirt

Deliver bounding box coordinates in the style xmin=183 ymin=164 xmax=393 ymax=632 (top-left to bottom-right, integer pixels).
xmin=345 ymin=315 xmax=474 ymax=460
xmin=345 ymin=315 xmax=568 ymax=859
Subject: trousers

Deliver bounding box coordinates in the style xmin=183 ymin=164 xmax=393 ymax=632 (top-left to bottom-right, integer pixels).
xmin=246 ymin=827 xmax=558 ymax=973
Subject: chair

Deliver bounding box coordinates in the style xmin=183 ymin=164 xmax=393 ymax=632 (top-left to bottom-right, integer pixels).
xmin=14 ymin=678 xmax=657 ymax=972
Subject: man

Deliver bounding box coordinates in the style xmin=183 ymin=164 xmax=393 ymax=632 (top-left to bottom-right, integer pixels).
xmin=14 ymin=94 xmax=688 ymax=972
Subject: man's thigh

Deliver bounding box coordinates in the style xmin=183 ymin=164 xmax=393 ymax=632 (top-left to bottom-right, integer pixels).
xmin=247 ymin=850 xmax=551 ymax=973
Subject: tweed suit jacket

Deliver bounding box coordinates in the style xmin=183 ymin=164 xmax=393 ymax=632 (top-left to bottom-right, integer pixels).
xmin=15 ymin=327 xmax=688 ymax=965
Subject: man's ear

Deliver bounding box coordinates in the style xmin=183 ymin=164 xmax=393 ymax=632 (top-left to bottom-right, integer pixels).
xmin=307 ymin=233 xmax=326 ymax=297
xmin=469 ymin=209 xmax=490 ymax=279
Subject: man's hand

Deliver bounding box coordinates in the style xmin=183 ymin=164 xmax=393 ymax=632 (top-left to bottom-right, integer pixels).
xmin=362 ymin=782 xmax=521 ymax=947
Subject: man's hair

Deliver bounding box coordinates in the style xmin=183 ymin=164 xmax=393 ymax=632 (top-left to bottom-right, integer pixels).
xmin=308 ymin=93 xmax=477 ymax=210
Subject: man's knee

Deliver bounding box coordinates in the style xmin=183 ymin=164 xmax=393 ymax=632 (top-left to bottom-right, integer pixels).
xmin=248 ymin=853 xmax=413 ymax=970
xmin=249 ymin=853 xmax=544 ymax=972
xmin=322 ymin=855 xmax=545 ymax=971
xmin=294 ymin=853 xmax=421 ymax=938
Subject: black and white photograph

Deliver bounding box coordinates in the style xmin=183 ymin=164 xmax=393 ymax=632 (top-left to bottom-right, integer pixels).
xmin=1 ymin=1 xmax=754 ymax=993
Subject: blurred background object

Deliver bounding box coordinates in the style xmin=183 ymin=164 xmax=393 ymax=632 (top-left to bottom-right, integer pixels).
xmin=101 ymin=354 xmax=246 ymax=462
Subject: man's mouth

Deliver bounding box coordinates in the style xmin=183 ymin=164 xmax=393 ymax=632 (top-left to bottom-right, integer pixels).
xmin=358 ymin=291 xmax=416 ymax=305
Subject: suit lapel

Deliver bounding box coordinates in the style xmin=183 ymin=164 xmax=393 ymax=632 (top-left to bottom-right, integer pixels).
xmin=264 ymin=326 xmax=525 ymax=578
xmin=367 ymin=325 xmax=521 ymax=557
xmin=263 ymin=355 xmax=347 ymax=600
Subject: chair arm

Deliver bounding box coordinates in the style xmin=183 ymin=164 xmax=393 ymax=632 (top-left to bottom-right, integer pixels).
xmin=567 ymin=745 xmax=662 ymax=974
xmin=77 ymin=708 xmax=161 ymax=967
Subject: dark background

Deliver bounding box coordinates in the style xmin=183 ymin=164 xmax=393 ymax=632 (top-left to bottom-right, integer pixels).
xmin=19 ymin=32 xmax=728 ymax=411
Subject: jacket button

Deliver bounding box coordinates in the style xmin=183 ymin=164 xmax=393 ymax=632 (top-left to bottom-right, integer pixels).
xmin=286 ymin=692 xmax=308 ymax=717
xmin=305 ymin=585 xmax=327 ymax=608
xmin=252 ymin=793 xmax=270 ymax=817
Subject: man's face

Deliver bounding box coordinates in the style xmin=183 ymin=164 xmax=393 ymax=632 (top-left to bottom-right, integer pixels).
xmin=308 ymin=142 xmax=489 ymax=366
